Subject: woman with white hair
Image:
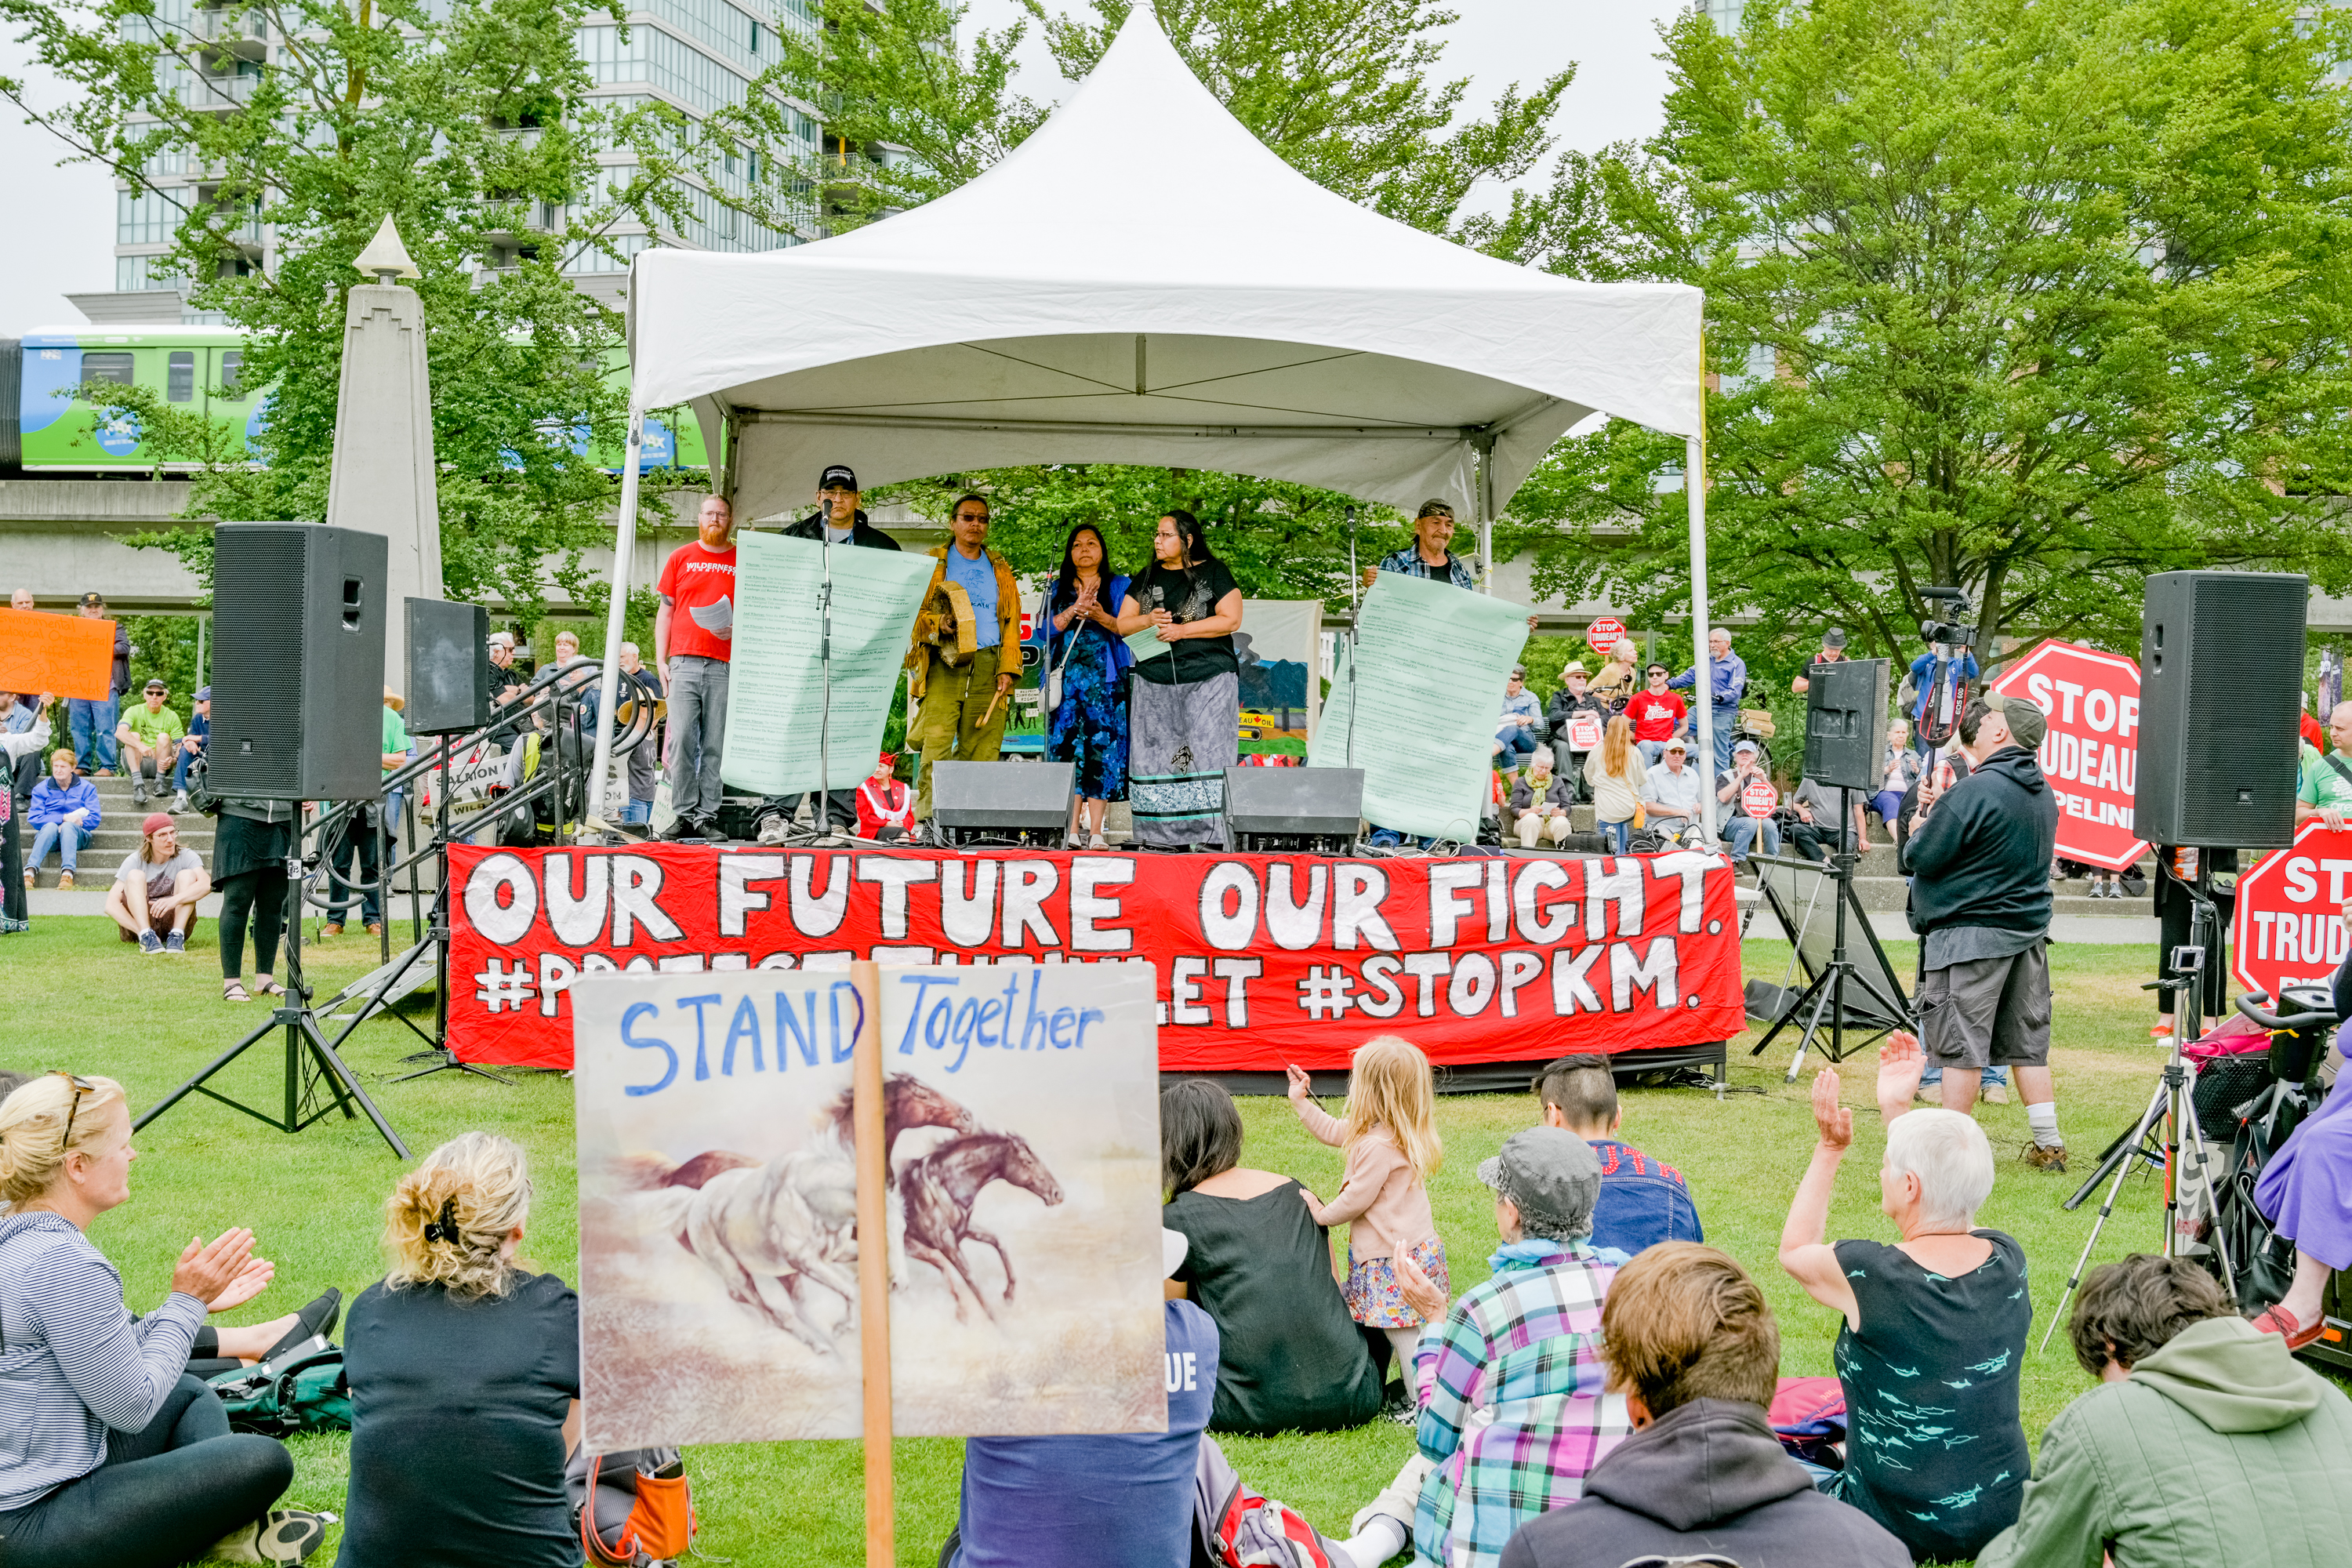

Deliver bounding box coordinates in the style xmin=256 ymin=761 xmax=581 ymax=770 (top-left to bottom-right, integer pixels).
xmin=1777 ymin=1035 xmax=2030 ymax=1565
xmin=338 ymin=1131 xmax=580 ymax=1568
xmin=0 ymin=1073 xmax=325 ymax=1565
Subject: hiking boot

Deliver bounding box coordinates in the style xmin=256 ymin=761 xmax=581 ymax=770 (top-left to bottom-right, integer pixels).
xmin=2021 ymin=1142 xmax=2068 ymax=1174
xmin=321 ymin=922 xmax=343 ymax=938
xmin=132 ymin=778 xmax=148 ymax=806
xmin=138 ymin=929 xmax=163 ymax=954
xmin=365 ymin=922 xmax=384 ymax=938
xmin=165 ymin=930 xmax=186 ymax=954
xmin=655 ymin=815 xmax=700 ymax=842
xmin=56 ymin=870 xmax=73 ymax=891
xmin=21 ymin=869 xmax=34 ymax=891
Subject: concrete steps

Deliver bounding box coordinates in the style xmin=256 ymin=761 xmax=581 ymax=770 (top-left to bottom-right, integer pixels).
xmin=18 ymin=771 xmax=214 ymax=889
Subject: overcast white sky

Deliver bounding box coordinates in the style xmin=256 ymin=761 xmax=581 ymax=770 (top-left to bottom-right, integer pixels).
xmin=0 ymin=0 xmax=1684 ymax=338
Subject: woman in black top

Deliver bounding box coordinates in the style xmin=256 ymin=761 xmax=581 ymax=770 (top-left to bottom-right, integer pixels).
xmin=1113 ymin=511 xmax=1245 ymax=850
xmin=339 ymin=1132 xmax=581 ymax=1568
xmin=1160 ymin=1080 xmax=1382 ymax=1435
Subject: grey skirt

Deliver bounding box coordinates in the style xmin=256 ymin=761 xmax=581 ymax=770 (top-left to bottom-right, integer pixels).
xmin=1128 ymin=671 xmax=1239 ymax=848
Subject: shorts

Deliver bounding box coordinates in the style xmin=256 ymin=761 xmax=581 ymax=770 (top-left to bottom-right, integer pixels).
xmin=1916 ymin=942 xmax=2050 ymax=1070
xmin=1343 ymin=1236 xmax=1450 ymax=1329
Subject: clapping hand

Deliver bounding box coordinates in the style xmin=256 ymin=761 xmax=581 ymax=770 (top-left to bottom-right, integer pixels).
xmin=170 ymin=1229 xmax=258 ymax=1305
xmin=209 ymin=1254 xmax=277 ymax=1314
xmin=1810 ymin=1065 xmax=1854 ymax=1152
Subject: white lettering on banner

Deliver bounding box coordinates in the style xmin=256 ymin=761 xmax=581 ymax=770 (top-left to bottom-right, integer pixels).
xmin=1650 ymin=852 xmax=1712 ymax=933
xmin=717 ymin=853 xmax=786 ymax=937
xmin=789 ymin=854 xmax=848 ymax=937
xmin=544 ymin=854 xmax=612 ymax=946
xmin=856 ymin=856 xmax=938 ymax=940
xmin=608 ymin=856 xmax=682 ymax=945
xmin=1001 ymin=859 xmax=1061 ymax=947
xmin=1068 ymin=857 xmax=1135 ymax=952
xmin=1356 ymin=955 xmax=1405 ymax=1018
xmin=1586 ymin=859 xmax=1646 ymax=939
xmin=466 ymin=853 xmax=538 ymax=945
xmin=1513 ymin=861 xmax=1575 ymax=945
xmin=1485 ymin=860 xmax=1510 ymax=942
xmin=539 ymin=952 xmax=576 ymax=1016
xmin=1612 ymin=938 xmax=1680 ymax=1010
xmin=1428 ymin=862 xmax=1484 ymax=948
xmin=1551 ymin=946 xmax=1606 ymax=1013
xmin=1402 ymin=952 xmax=1451 ymax=1017
xmin=1265 ymin=863 xmax=1328 ymax=950
xmin=939 ymin=859 xmax=999 ymax=947
xmin=1499 ymin=951 xmax=1543 ymax=1017
xmin=1212 ymin=958 xmax=1261 ymax=1026
xmin=1449 ymin=953 xmax=1497 ymax=1017
xmin=1170 ymin=956 xmax=1210 ymax=1025
xmin=1332 ymin=864 xmax=1399 ymax=951
xmin=1200 ymin=862 xmax=1259 ymax=952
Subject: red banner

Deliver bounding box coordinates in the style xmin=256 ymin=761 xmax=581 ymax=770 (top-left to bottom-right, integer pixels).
xmin=2232 ymin=823 xmax=2352 ymax=1000
xmin=1990 ymin=640 xmax=2147 ymax=872
xmin=447 ymin=844 xmax=1746 ymax=1071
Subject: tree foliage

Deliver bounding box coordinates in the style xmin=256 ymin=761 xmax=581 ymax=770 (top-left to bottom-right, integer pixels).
xmin=1507 ymin=0 xmax=2352 ymax=668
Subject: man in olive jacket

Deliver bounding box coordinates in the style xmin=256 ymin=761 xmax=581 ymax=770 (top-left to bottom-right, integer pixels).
xmin=1978 ymin=1254 xmax=2352 ymax=1568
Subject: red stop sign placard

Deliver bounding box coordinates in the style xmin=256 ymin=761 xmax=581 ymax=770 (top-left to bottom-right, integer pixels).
xmin=1585 ymin=617 xmax=1626 ymax=656
xmin=1741 ymin=778 xmax=1778 ymax=818
xmin=1990 ymin=640 xmax=2145 ymax=873
xmin=2232 ymin=823 xmax=2352 ymax=1000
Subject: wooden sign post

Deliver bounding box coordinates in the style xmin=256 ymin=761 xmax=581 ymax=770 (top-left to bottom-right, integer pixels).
xmin=849 ymin=960 xmax=893 ymax=1565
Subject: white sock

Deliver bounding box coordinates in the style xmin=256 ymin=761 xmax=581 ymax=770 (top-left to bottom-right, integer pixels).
xmin=2026 ymin=1101 xmax=2062 ymax=1149
xmin=1335 ymin=1514 xmax=1407 ymax=1568
xmin=1382 ymin=1325 xmax=1423 ymax=1381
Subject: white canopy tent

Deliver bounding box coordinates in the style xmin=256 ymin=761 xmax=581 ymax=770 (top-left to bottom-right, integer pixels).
xmin=590 ymin=6 xmax=1719 ymax=828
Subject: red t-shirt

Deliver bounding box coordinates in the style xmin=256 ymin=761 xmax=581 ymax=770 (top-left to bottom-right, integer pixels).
xmin=1626 ymin=690 xmax=1686 ymax=742
xmin=658 ymin=541 xmax=737 ymax=662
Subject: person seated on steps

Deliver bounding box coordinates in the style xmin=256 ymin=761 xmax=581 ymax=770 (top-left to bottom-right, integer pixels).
xmin=1501 ymin=1243 xmax=1908 ymax=1568
xmin=106 ymin=813 xmax=209 ymax=955
xmin=27 ymin=748 xmax=100 ymax=890
xmin=114 ymin=680 xmax=180 ymax=808
xmin=1510 ymin=750 xmax=1574 ymax=848
xmin=1531 ymin=1054 xmax=1702 ymax=1259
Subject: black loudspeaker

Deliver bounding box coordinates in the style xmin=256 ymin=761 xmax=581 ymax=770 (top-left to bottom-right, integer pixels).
xmin=931 ymin=760 xmax=1075 ymax=846
xmin=404 ymin=599 xmax=491 ymax=735
xmin=2136 ymin=571 xmax=2304 ymax=848
xmin=208 ymin=524 xmax=387 ymax=802
xmin=1222 ymin=766 xmax=1363 ymax=851
xmin=1802 ymin=659 xmax=1891 ymax=792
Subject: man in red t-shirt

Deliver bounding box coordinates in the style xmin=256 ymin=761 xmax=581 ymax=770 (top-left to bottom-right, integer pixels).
xmin=654 ymin=495 xmax=737 ymax=838
xmin=1624 ymin=662 xmax=1688 ymax=764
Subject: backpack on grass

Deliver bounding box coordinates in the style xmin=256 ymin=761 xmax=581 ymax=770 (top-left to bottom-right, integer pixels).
xmin=206 ymin=1335 xmax=352 ymax=1436
xmin=568 ymin=1446 xmax=698 ymax=1566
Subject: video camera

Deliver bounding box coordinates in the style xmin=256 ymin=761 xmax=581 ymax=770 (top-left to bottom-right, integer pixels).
xmin=1918 ymin=586 xmax=1979 ymax=650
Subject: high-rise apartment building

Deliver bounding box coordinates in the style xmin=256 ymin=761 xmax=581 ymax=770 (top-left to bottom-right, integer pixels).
xmin=82 ymin=0 xmax=834 ymax=323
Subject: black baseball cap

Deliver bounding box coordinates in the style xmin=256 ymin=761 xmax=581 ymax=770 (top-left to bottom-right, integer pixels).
xmin=143 ymin=678 xmax=166 ymax=693
xmin=819 ymin=463 xmax=858 ymax=492
xmin=78 ymin=591 xmax=104 ymax=608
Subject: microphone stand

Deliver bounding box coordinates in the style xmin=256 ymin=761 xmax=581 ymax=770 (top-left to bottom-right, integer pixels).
xmin=1345 ymin=504 xmax=1361 ymax=771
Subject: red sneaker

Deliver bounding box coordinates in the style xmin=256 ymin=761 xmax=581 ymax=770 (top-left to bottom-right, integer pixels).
xmin=2150 ymin=1022 xmax=2174 ymax=1040
xmin=2249 ymin=1304 xmax=2325 ymax=1351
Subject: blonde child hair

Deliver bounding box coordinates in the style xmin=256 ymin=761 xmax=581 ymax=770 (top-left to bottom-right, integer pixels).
xmin=0 ymin=1073 xmax=129 ymax=1207
xmin=385 ymin=1131 xmax=535 ymax=1299
xmin=1345 ymin=1036 xmax=1442 ymax=1181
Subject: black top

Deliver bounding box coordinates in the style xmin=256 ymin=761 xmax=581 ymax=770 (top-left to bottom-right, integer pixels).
xmin=1502 ymin=1398 xmax=1908 ymax=1568
xmin=1896 ymin=747 xmax=2058 ymax=935
xmin=1163 ymin=1179 xmax=1381 ymax=1435
xmin=781 ymin=508 xmax=904 ymax=550
xmin=338 ymin=1271 xmax=583 ymax=1568
xmin=1832 ymin=1231 xmax=2031 ymax=1564
xmin=1127 ymin=560 xmax=1241 ymax=687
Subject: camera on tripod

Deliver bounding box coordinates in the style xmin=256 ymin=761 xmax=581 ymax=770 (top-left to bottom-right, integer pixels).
xmin=1918 ymin=586 xmax=1980 ymax=650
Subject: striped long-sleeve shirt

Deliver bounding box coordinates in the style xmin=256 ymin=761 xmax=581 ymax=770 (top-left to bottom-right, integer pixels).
xmin=0 ymin=1210 xmax=205 ymax=1510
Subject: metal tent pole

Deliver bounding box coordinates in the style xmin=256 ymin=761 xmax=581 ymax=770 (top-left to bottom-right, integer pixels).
xmin=1686 ymin=332 xmax=1715 ymax=841
xmin=586 ymin=408 xmax=645 ymax=837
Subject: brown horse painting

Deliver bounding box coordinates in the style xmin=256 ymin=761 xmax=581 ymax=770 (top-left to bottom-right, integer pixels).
xmin=658 ymin=1073 xmax=978 ymax=1190
xmin=899 ymin=1131 xmax=1065 ymax=1324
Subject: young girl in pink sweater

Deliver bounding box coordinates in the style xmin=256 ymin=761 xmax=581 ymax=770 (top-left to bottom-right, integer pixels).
xmin=1287 ymin=1035 xmax=1448 ymax=1379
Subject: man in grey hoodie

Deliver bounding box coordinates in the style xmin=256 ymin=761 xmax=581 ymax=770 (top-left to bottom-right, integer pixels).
xmin=1500 ymin=1243 xmax=1906 ymax=1568
xmin=1978 ymin=1252 xmax=2352 ymax=1567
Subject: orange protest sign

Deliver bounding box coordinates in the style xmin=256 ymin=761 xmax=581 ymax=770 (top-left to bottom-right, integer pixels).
xmin=0 ymin=610 xmax=117 ymax=701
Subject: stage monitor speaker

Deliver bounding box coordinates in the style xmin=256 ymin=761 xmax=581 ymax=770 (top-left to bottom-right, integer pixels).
xmin=1222 ymin=766 xmax=1364 ymax=851
xmin=404 ymin=598 xmax=491 ymax=736
xmin=2136 ymin=570 xmax=2305 ymax=848
xmin=1801 ymin=659 xmax=1890 ymax=792
xmin=932 ymin=760 xmax=1075 ymax=844
xmin=208 ymin=523 xmax=387 ymax=802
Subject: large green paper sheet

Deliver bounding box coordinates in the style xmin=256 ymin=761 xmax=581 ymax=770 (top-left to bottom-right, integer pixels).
xmin=1308 ymin=572 xmax=1532 ymax=840
xmin=720 ymin=532 xmax=935 ymax=796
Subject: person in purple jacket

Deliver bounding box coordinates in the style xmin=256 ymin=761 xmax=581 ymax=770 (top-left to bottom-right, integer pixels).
xmin=1531 ymin=1055 xmax=1702 ymax=1261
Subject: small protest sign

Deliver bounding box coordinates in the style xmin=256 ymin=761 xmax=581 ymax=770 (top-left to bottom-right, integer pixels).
xmin=1585 ymin=617 xmax=1626 ymax=656
xmin=1742 ymin=778 xmax=1778 ymax=818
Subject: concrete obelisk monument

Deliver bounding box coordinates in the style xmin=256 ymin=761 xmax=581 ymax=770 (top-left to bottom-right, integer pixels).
xmin=325 ymin=216 xmax=445 ymax=682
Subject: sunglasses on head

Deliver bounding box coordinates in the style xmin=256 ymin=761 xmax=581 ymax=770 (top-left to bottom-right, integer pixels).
xmin=49 ymin=1071 xmax=95 ymax=1148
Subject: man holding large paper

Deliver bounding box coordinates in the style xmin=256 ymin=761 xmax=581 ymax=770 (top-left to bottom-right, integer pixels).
xmin=906 ymin=495 xmax=1021 ymax=826
xmin=655 ymin=495 xmax=739 ymax=840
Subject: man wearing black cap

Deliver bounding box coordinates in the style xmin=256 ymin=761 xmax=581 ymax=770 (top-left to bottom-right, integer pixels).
xmin=115 ymin=679 xmax=180 ymax=808
xmin=757 ymin=465 xmax=903 ymax=842
xmin=172 ymin=685 xmax=211 ymax=813
xmin=1901 ymin=691 xmax=2067 ymax=1162
xmin=67 ymin=591 xmax=131 ymax=777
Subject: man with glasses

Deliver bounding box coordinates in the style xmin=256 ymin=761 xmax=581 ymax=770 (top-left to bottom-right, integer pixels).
xmin=114 ymin=680 xmax=180 ymax=808
xmin=1625 ymin=663 xmax=1689 ymax=766
xmin=1668 ymin=626 xmax=1748 ymax=773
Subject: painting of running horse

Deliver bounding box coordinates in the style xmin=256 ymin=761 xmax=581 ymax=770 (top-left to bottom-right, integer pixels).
xmin=572 ymin=962 xmax=1165 ymax=1448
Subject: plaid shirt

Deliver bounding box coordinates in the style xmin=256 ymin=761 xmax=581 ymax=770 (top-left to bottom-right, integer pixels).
xmin=1412 ymin=1239 xmax=1630 ymax=1568
xmin=1377 ymin=546 xmax=1478 ymax=592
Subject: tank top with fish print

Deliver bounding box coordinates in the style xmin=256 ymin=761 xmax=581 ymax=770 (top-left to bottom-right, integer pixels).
xmin=1831 ymin=1229 xmax=2031 ymax=1563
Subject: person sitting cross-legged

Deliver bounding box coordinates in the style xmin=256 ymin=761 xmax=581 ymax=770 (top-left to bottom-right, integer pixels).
xmin=1531 ymin=1054 xmax=1702 ymax=1258
xmin=106 ymin=814 xmax=209 ymax=955
xmin=1975 ymin=1254 xmax=2352 ymax=1568
xmin=1777 ymin=1034 xmax=2031 ymax=1564
xmin=1501 ymin=1243 xmax=1908 ymax=1568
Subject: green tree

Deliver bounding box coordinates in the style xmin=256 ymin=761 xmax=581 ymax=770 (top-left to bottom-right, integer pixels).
xmin=1506 ymin=0 xmax=2352 ymax=670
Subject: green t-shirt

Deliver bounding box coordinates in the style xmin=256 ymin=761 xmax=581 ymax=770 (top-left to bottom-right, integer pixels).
xmin=2296 ymin=741 xmax=2352 ymax=811
xmin=123 ymin=705 xmax=180 ymax=745
xmin=381 ymin=706 xmax=411 ymax=767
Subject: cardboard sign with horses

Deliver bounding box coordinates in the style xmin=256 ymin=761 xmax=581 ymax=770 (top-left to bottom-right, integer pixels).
xmin=572 ymin=964 xmax=1164 ymax=1449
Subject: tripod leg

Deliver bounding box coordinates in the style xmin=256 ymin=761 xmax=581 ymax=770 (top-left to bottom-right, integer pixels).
xmin=2041 ymin=1080 xmax=2169 ymax=1352
xmin=1783 ymin=973 xmax=1839 ymax=1084
xmin=295 ymin=1015 xmax=410 ymax=1157
xmin=133 ymin=1015 xmax=281 ymax=1131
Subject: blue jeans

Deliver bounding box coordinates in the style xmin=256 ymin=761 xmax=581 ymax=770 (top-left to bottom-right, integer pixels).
xmin=68 ymin=698 xmax=118 ymax=772
xmin=28 ymin=822 xmax=92 ymax=873
xmin=1599 ymin=818 xmax=1632 ymax=853
xmin=1920 ymin=1063 xmax=2012 ymax=1091
xmin=1494 ymin=730 xmax=1539 ymax=765
xmin=620 ymin=798 xmax=652 ymax=824
xmin=1709 ymin=706 xmax=1738 ymax=772
xmin=172 ymin=745 xmax=202 ymax=789
xmin=1726 ymin=815 xmax=1780 ymax=862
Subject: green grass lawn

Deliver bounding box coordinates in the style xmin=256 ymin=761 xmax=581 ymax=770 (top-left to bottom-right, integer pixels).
xmin=8 ymin=915 xmax=2211 ymax=1564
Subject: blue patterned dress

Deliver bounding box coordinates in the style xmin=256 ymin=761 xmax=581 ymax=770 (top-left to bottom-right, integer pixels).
xmin=1044 ymin=574 xmax=1131 ymax=802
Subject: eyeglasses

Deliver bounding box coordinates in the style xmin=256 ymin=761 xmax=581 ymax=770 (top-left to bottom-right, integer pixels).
xmin=49 ymin=1072 xmax=95 ymax=1148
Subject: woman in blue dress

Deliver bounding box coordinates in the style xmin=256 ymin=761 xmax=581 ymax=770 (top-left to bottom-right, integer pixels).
xmin=1042 ymin=524 xmax=1132 ymax=848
